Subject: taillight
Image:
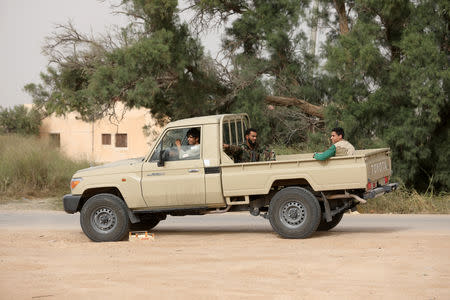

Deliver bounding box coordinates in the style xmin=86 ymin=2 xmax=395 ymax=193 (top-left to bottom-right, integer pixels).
xmin=367 ymin=181 xmax=378 ymax=190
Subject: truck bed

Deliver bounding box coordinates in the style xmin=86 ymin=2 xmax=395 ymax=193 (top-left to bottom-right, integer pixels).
xmin=276 ymin=149 xmax=390 ymax=161
xmin=220 ymin=148 xmax=391 ymax=197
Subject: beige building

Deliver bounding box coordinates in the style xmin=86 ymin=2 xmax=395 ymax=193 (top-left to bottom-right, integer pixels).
xmin=38 ymin=103 xmax=162 ymax=163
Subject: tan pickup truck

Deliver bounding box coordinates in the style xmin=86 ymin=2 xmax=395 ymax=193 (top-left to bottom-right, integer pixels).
xmin=63 ymin=113 xmax=398 ymax=242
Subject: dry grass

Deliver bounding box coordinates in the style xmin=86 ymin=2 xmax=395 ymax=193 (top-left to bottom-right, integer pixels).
xmin=0 ymin=135 xmax=89 ymax=199
xmin=358 ymin=188 xmax=450 ymax=214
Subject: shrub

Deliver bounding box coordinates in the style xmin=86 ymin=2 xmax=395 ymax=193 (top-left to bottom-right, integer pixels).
xmin=358 ymin=188 xmax=449 ymax=214
xmin=0 ymin=105 xmax=42 ymax=135
xmin=0 ymin=135 xmax=89 ymax=198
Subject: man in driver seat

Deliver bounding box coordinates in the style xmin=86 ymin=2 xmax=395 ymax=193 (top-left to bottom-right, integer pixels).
xmin=175 ymin=128 xmax=200 ymax=159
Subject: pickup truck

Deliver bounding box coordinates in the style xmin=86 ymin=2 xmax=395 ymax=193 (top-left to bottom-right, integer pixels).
xmin=63 ymin=113 xmax=398 ymax=242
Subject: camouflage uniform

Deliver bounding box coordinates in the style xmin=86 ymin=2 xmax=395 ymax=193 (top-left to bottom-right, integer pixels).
xmin=225 ymin=143 xmax=276 ymax=163
xmin=334 ymin=140 xmax=356 ymax=156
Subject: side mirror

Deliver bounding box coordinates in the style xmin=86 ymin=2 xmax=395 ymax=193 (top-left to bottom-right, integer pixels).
xmin=157 ymin=149 xmax=165 ymax=167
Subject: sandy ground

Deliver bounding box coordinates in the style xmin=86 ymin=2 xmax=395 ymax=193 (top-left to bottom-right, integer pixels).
xmin=0 ymin=209 xmax=449 ymax=300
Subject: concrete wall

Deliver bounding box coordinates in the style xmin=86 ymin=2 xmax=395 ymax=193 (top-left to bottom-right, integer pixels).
xmin=39 ymin=103 xmax=163 ymax=163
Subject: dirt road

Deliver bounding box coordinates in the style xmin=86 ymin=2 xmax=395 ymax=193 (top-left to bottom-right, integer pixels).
xmin=0 ymin=210 xmax=449 ymax=299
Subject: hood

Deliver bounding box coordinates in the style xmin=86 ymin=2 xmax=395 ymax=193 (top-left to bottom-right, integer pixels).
xmin=74 ymin=157 xmax=144 ymax=177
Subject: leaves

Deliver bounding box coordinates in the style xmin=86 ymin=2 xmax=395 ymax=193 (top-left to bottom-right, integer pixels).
xmin=24 ymin=0 xmax=449 ymax=191
xmin=324 ymin=0 xmax=449 ymax=190
xmin=0 ymin=105 xmax=42 ymax=136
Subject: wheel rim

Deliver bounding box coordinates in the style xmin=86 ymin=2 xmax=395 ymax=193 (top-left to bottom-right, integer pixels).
xmin=280 ymin=201 xmax=307 ymax=228
xmin=91 ymin=207 xmax=117 ymax=234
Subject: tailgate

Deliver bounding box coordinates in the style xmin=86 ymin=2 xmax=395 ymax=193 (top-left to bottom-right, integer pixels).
xmin=365 ymin=149 xmax=392 ymax=189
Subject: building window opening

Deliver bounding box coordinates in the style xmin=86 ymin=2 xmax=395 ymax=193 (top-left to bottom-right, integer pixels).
xmin=115 ymin=133 xmax=127 ymax=148
xmin=102 ymin=134 xmax=111 ymax=145
xmin=49 ymin=133 xmax=60 ymax=148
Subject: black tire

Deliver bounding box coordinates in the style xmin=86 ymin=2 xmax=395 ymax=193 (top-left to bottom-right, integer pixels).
xmin=130 ymin=214 xmax=161 ymax=231
xmin=317 ymin=212 xmax=344 ymax=231
xmin=268 ymin=187 xmax=321 ymax=239
xmin=80 ymin=193 xmax=130 ymax=242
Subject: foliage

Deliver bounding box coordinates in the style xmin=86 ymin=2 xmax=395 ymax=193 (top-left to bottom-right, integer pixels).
xmin=0 ymin=135 xmax=89 ymax=198
xmin=25 ymin=0 xmax=449 ymax=191
xmin=358 ymin=188 xmax=450 ymax=214
xmin=322 ymin=0 xmax=449 ymax=191
xmin=195 ymin=0 xmax=326 ymax=143
xmin=24 ymin=0 xmax=228 ymax=123
xmin=0 ymin=105 xmax=42 ymax=135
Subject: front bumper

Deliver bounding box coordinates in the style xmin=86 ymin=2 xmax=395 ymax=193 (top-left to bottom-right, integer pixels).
xmin=63 ymin=194 xmax=82 ymax=213
xmin=363 ymin=183 xmax=399 ymax=200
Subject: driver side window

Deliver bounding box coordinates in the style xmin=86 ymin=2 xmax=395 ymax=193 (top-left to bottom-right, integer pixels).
xmin=150 ymin=127 xmax=201 ymax=162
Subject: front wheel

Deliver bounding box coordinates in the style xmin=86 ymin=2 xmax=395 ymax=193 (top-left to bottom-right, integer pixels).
xmin=80 ymin=193 xmax=130 ymax=242
xmin=268 ymin=187 xmax=321 ymax=239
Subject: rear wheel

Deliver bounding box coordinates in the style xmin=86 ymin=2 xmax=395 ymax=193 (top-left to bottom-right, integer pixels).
xmin=317 ymin=212 xmax=344 ymax=231
xmin=80 ymin=193 xmax=130 ymax=242
xmin=268 ymin=187 xmax=321 ymax=239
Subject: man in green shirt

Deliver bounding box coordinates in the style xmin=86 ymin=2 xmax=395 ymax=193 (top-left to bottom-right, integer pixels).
xmin=224 ymin=128 xmax=276 ymax=163
xmin=313 ymin=127 xmax=356 ymax=160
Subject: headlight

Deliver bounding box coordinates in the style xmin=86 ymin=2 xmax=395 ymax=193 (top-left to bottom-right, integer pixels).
xmin=70 ymin=178 xmax=83 ymax=190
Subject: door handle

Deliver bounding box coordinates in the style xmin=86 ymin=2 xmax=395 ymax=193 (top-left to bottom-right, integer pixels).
xmin=147 ymin=172 xmax=164 ymax=176
xmin=188 ymin=169 xmax=200 ymax=173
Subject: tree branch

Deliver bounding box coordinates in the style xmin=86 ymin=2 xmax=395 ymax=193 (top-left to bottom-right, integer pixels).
xmin=265 ymin=95 xmax=324 ymax=118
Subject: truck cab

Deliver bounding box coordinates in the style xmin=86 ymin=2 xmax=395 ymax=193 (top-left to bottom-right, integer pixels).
xmin=140 ymin=114 xmax=245 ymax=209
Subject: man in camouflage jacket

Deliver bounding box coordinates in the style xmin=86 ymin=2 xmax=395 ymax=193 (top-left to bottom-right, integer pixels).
xmin=224 ymin=128 xmax=276 ymax=163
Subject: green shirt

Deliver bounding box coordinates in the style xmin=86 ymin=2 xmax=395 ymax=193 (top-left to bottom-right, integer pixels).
xmin=313 ymin=144 xmax=336 ymax=161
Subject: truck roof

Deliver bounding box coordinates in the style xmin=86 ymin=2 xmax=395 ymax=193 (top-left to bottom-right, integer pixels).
xmin=167 ymin=114 xmax=248 ymax=128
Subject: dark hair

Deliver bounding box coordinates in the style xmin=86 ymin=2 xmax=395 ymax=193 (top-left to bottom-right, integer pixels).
xmin=187 ymin=128 xmax=200 ymax=141
xmin=332 ymin=127 xmax=345 ymax=138
xmin=245 ymin=128 xmax=257 ymax=136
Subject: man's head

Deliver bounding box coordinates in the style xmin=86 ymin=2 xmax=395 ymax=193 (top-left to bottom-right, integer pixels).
xmin=245 ymin=128 xmax=258 ymax=148
xmin=186 ymin=128 xmax=200 ymax=145
xmin=330 ymin=127 xmax=344 ymax=144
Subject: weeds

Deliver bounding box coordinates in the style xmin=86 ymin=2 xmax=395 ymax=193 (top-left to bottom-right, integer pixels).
xmin=0 ymin=135 xmax=89 ymax=199
xmin=358 ymin=188 xmax=450 ymax=214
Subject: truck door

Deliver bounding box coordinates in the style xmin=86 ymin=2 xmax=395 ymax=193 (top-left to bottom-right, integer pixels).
xmin=141 ymin=127 xmax=206 ymax=208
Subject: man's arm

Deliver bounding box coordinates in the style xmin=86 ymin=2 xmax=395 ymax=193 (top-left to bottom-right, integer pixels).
xmin=223 ymin=144 xmax=242 ymax=155
xmin=179 ymin=144 xmax=200 ymax=159
xmin=313 ymin=144 xmax=336 ymax=161
xmin=223 ymin=144 xmax=245 ymax=162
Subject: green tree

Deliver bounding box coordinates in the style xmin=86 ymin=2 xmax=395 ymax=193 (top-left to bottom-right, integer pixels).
xmin=0 ymin=105 xmax=42 ymax=136
xmin=25 ymin=0 xmax=449 ymax=191
xmin=323 ymin=0 xmax=449 ymax=190
xmin=191 ymin=0 xmax=325 ymax=144
xmin=25 ymin=0 xmax=228 ymax=123
xmin=27 ymin=0 xmax=324 ymax=144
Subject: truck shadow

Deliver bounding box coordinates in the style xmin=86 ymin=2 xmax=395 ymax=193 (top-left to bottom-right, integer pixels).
xmin=150 ymin=225 xmax=409 ymax=237
xmin=153 ymin=226 xmax=272 ymax=235
xmin=314 ymin=226 xmax=409 ymax=237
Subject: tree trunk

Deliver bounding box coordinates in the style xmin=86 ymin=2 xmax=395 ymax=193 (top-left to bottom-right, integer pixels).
xmin=265 ymin=96 xmax=324 ymax=119
xmin=333 ymin=0 xmax=349 ymax=35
